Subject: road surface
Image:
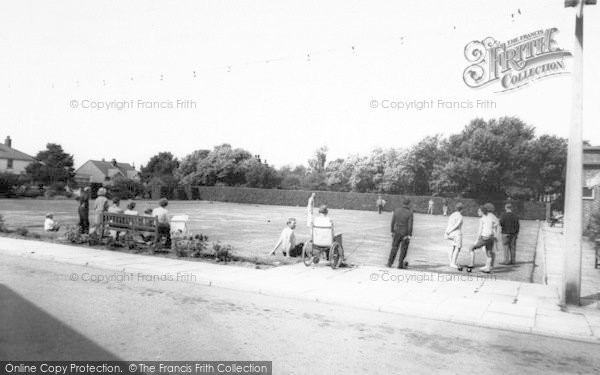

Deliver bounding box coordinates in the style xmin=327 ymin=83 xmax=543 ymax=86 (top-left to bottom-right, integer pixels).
xmin=1 ymin=255 xmax=599 ymax=374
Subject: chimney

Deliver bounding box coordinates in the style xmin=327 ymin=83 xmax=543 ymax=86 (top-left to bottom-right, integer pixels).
xmin=5 ymin=136 xmax=11 ymax=148
xmin=111 ymin=158 xmax=117 ymax=167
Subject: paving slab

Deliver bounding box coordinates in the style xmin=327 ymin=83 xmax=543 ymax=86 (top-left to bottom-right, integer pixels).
xmin=533 ymin=313 xmax=593 ymax=338
xmin=480 ymin=311 xmax=534 ymax=332
xmin=487 ymin=302 xmax=536 ymax=319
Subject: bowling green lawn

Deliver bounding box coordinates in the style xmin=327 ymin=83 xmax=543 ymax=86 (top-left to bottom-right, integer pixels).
xmin=0 ymin=199 xmax=541 ymax=282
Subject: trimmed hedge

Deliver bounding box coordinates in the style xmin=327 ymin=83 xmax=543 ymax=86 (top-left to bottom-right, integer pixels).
xmin=193 ymin=186 xmax=546 ymax=220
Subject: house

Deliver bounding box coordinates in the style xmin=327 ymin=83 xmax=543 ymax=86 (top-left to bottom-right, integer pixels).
xmin=0 ymin=136 xmax=35 ymax=174
xmin=583 ymin=146 xmax=600 ymax=230
xmin=74 ymin=158 xmax=140 ymax=184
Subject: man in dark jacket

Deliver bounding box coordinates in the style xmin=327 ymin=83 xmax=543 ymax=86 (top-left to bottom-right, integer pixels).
xmin=499 ymin=203 xmax=520 ymax=265
xmin=388 ymin=198 xmax=414 ymax=268
xmin=78 ymin=186 xmax=90 ymax=234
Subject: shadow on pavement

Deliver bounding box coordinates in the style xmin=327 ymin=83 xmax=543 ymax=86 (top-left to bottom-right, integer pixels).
xmin=0 ymin=284 xmax=121 ymax=360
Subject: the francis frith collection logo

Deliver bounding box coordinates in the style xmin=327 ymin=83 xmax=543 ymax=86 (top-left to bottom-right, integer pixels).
xmin=463 ymin=28 xmax=571 ymax=92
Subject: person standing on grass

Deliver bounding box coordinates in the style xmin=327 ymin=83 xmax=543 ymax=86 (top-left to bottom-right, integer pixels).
xmin=468 ymin=203 xmax=499 ymax=273
xmin=153 ymin=198 xmax=171 ymax=248
xmin=77 ymin=186 xmax=91 ymax=234
xmin=499 ymin=203 xmax=520 ymax=265
xmin=388 ymin=198 xmax=413 ymax=269
xmin=427 ymin=199 xmax=434 ymax=214
xmin=92 ymin=187 xmax=109 ymax=233
xmin=445 ymin=202 xmax=464 ymax=268
xmin=306 ymin=192 xmax=316 ymax=227
xmin=270 ymin=218 xmax=297 ymax=257
xmin=376 ymin=195 xmax=386 ymax=214
xmin=442 ymin=198 xmax=448 ymax=216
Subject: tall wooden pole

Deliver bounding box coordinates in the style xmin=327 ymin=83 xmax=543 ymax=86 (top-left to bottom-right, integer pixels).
xmin=562 ymin=0 xmax=586 ymax=305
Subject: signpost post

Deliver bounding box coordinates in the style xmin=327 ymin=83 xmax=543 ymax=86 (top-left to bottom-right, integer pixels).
xmin=562 ymin=0 xmax=595 ymax=305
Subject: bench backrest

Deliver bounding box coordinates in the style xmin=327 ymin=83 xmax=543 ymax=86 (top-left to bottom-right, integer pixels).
xmin=102 ymin=212 xmax=158 ymax=231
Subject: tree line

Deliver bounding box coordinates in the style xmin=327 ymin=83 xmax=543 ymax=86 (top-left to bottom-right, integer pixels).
xmin=1 ymin=116 xmax=567 ymax=201
xmin=141 ymin=116 xmax=567 ymax=201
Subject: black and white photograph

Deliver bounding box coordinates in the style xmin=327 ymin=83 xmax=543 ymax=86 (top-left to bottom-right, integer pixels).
xmin=1 ymin=1 xmax=600 ymax=374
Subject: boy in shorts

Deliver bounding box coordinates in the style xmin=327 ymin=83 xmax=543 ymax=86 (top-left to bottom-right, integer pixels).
xmin=468 ymin=203 xmax=499 ymax=273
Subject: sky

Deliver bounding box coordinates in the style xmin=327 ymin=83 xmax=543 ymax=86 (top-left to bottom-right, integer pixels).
xmin=0 ymin=0 xmax=599 ymax=169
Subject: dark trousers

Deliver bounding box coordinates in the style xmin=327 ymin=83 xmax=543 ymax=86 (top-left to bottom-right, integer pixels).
xmin=378 ymin=206 xmax=383 ymax=214
xmin=502 ymin=233 xmax=517 ymax=264
xmin=157 ymin=223 xmax=171 ymax=248
xmin=388 ymin=232 xmax=410 ymax=268
xmin=78 ymin=207 xmax=89 ymax=234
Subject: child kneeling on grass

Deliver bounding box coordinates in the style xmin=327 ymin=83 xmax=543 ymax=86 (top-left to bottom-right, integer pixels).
xmin=44 ymin=213 xmax=60 ymax=232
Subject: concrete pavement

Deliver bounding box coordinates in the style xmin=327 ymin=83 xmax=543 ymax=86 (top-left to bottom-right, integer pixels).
xmin=1 ymin=235 xmax=600 ymax=343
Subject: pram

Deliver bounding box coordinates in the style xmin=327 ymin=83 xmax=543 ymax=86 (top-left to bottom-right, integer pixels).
xmin=170 ymin=214 xmax=190 ymax=236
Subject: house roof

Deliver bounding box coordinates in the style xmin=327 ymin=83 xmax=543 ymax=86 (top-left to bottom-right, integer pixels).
xmin=0 ymin=143 xmax=35 ymax=161
xmin=85 ymin=160 xmax=138 ymax=176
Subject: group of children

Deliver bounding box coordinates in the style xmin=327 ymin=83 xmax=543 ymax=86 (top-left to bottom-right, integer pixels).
xmin=444 ymin=202 xmax=520 ymax=273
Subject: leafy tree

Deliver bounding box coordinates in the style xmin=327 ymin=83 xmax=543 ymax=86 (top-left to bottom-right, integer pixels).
xmin=244 ymin=159 xmax=281 ymax=188
xmin=25 ymin=143 xmax=75 ymax=185
xmin=176 ymin=149 xmax=210 ymax=180
xmin=325 ymin=158 xmax=351 ymax=191
xmin=279 ymin=165 xmax=306 ymax=190
xmin=141 ymin=152 xmax=179 ymax=182
xmin=405 ymin=136 xmax=443 ymax=195
xmin=430 ymin=117 xmax=536 ymax=199
xmin=308 ymin=146 xmax=328 ymax=173
xmin=110 ymin=175 xmax=144 ymax=199
xmin=526 ymin=135 xmax=567 ymax=198
xmin=194 ymin=144 xmax=253 ymax=186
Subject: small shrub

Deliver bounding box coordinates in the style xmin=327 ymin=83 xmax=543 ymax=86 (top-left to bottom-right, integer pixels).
xmin=212 ymin=241 xmax=232 ymax=262
xmin=65 ymin=226 xmax=87 ymax=244
xmin=16 ymin=227 xmax=29 ymax=236
xmin=172 ymin=234 xmax=209 ymax=258
xmin=44 ymin=189 xmax=57 ymax=198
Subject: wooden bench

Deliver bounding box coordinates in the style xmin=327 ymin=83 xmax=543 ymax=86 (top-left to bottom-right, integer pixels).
xmin=100 ymin=213 xmax=158 ymax=244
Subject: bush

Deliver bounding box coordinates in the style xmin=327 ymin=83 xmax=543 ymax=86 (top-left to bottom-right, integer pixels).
xmin=212 ymin=241 xmax=232 ymax=262
xmin=15 ymin=187 xmax=44 ymax=198
xmin=16 ymin=227 xmax=28 ymax=236
xmin=0 ymin=172 xmax=23 ymax=197
xmin=172 ymin=234 xmax=209 ymax=257
xmin=65 ymin=226 xmax=87 ymax=244
xmin=110 ymin=177 xmax=144 ymax=200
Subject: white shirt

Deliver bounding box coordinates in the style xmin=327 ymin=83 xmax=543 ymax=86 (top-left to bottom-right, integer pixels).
xmin=445 ymin=211 xmax=463 ymax=235
xmin=479 ymin=213 xmax=499 ymax=238
xmin=44 ymin=218 xmax=56 ymax=231
xmin=152 ymin=207 xmax=169 ymax=224
xmin=276 ymin=227 xmax=296 ymax=252
xmin=124 ymin=210 xmax=138 ymax=215
xmin=313 ymin=215 xmax=333 ymax=228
